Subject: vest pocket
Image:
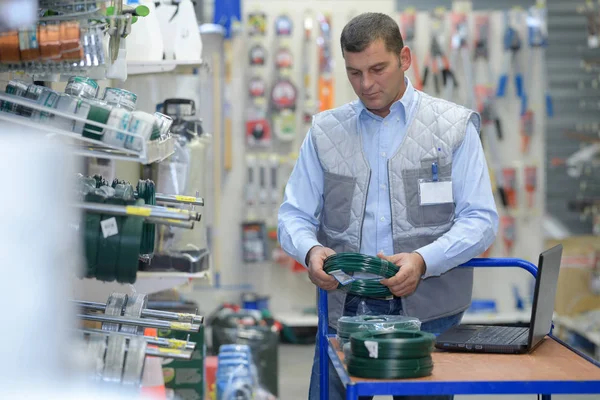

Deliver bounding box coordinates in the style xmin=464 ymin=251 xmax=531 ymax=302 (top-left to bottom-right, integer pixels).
xmin=402 ymin=164 xmax=455 ymax=228
xmin=322 ymin=171 xmax=356 ymax=232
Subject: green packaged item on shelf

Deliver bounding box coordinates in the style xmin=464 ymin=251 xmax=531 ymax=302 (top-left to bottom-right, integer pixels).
xmin=137 ymin=180 xmax=156 ymax=256
xmin=103 ymin=87 xmax=137 ymax=111
xmin=336 ymin=315 xmax=422 ymax=347
xmin=103 ymin=107 xmax=132 ymax=149
xmin=117 ymin=199 xmax=144 ymax=284
xmin=65 ymin=76 xmax=99 ymax=99
xmin=83 ymin=103 xmax=111 ymax=141
xmin=2 ymin=79 xmax=29 ymax=114
xmin=96 ymin=197 xmax=124 ymax=282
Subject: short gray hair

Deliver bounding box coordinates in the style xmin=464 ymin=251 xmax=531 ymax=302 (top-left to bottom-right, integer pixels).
xmin=340 ymin=13 xmax=404 ymax=56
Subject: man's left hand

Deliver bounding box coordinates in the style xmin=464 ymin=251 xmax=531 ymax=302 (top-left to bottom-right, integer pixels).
xmin=378 ymin=252 xmax=426 ymax=297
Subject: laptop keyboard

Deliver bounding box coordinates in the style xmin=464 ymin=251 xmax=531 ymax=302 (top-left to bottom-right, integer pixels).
xmin=466 ymin=326 xmax=529 ymax=345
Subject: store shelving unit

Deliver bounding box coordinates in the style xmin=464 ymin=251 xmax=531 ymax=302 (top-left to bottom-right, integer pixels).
xmin=127 ymin=60 xmax=205 ymax=75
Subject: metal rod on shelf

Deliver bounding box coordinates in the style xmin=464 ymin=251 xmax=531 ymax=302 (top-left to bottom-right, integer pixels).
xmin=80 ymin=328 xmax=196 ymax=351
xmin=75 ymin=300 xmax=204 ymax=324
xmin=146 ymin=217 xmax=195 ymax=230
xmin=78 ymin=313 xmax=201 ymax=332
xmin=76 ymin=202 xmax=192 ymax=221
xmin=80 ymin=330 xmax=193 ymax=360
xmin=145 ymin=347 xmax=193 ymax=360
xmin=147 ymin=205 xmax=201 ymax=222
xmin=153 ymin=193 xmax=205 ymax=207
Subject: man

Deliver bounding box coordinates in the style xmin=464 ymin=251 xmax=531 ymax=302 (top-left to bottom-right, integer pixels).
xmin=278 ymin=12 xmax=498 ymax=400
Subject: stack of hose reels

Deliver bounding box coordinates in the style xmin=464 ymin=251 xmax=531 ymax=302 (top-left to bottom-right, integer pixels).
xmin=77 ymin=174 xmax=203 ymax=284
xmin=77 ymin=292 xmax=203 ymax=387
xmin=326 ymin=253 xmax=436 ymax=379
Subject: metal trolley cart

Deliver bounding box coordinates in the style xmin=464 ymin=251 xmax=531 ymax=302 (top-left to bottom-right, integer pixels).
xmin=317 ymin=258 xmax=600 ymax=400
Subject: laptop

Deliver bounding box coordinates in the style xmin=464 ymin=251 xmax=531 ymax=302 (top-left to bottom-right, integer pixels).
xmin=435 ymin=244 xmax=563 ymax=354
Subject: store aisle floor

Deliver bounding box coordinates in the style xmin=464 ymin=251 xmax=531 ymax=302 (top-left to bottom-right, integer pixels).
xmin=278 ymin=344 xmax=600 ymax=400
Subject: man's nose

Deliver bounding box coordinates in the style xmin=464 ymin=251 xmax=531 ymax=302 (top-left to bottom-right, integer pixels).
xmin=361 ymin=74 xmax=374 ymax=91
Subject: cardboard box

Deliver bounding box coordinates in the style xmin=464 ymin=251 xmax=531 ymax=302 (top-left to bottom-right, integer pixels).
xmin=546 ymin=236 xmax=600 ymax=316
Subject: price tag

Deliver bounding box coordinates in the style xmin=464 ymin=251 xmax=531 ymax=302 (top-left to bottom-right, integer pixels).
xmin=100 ymin=217 xmax=119 ymax=238
xmin=364 ymin=340 xmax=379 ymax=358
xmin=126 ymin=206 xmax=152 ymax=217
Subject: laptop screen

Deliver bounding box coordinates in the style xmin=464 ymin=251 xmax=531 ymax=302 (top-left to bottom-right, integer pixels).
xmin=528 ymin=244 xmax=563 ymax=349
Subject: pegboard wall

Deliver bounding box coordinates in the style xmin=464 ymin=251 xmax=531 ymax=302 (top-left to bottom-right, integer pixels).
xmin=214 ymin=0 xmax=550 ymax=317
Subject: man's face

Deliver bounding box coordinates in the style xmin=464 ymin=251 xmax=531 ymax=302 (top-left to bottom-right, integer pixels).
xmin=344 ymin=39 xmax=410 ymax=115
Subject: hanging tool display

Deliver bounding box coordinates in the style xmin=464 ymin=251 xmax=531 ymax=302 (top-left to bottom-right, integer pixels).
xmin=248 ymin=11 xmax=267 ymax=36
xmin=474 ymin=14 xmax=503 ymax=142
xmin=445 ymin=12 xmax=474 ymax=107
xmin=270 ymin=14 xmax=298 ymax=143
xmin=423 ymin=9 xmax=456 ymax=97
xmin=582 ymin=0 xmax=600 ymax=48
xmin=317 ymin=13 xmax=334 ymax=112
xmin=496 ymin=10 xmax=525 ymax=111
xmin=246 ymin=12 xmax=271 ymax=148
xmin=525 ymin=4 xmax=553 ymax=117
xmin=301 ymin=11 xmax=316 ymax=131
xmin=300 ymin=10 xmax=316 ymax=132
xmin=399 ymin=9 xmax=422 ymax=90
xmin=501 ymin=215 xmax=516 ymax=255
xmin=524 ymin=165 xmax=538 ymax=208
xmin=502 ymin=167 xmax=518 ymax=209
xmin=520 ymin=110 xmax=534 ymax=153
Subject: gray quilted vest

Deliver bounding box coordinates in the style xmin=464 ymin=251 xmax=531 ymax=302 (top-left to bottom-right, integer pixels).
xmin=311 ymin=91 xmax=481 ymax=329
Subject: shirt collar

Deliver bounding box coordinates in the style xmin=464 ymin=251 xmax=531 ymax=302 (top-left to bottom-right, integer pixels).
xmin=355 ymin=77 xmax=415 ymax=119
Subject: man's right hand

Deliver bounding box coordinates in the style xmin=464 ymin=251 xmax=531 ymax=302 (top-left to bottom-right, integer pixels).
xmin=307 ymin=245 xmax=338 ymax=291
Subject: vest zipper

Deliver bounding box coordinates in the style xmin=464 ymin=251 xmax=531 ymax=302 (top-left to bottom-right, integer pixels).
xmin=387 ymin=159 xmax=394 ymax=254
xmin=358 ymin=169 xmax=371 ymax=250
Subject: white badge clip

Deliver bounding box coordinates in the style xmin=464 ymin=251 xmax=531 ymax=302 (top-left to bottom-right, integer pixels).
xmin=419 ymin=162 xmax=453 ymax=205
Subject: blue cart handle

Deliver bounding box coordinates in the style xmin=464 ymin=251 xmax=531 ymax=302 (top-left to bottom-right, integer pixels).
xmin=317 ymin=257 xmax=538 ymax=400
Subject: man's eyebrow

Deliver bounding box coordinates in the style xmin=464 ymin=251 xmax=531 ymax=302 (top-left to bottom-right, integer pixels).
xmin=346 ymin=62 xmax=389 ymax=71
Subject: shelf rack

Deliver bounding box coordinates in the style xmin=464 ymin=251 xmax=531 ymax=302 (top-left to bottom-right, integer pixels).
xmin=0 ymin=91 xmax=175 ymax=164
xmin=127 ymin=60 xmax=206 ymax=75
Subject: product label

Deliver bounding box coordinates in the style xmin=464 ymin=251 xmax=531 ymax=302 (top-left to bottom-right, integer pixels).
xmin=329 ymin=270 xmax=355 ymax=286
xmin=100 ymin=217 xmax=119 ymax=238
xmin=364 ymin=340 xmax=379 ymax=359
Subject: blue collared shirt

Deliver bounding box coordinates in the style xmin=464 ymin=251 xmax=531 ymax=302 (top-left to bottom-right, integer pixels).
xmin=277 ymin=78 xmax=498 ymax=278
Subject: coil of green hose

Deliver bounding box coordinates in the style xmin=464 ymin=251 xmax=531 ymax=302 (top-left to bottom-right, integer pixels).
xmin=347 ymin=355 xmax=434 ymax=379
xmin=137 ymin=179 xmax=156 ymax=255
xmin=337 ymin=315 xmax=421 ymax=346
xmin=347 ymin=330 xmax=436 ymax=379
xmin=323 ymin=253 xmax=399 ymax=297
xmin=350 ymin=331 xmax=435 ymax=359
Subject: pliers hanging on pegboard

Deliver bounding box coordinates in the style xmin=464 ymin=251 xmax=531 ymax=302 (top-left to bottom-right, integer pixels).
xmin=525 ymin=4 xmax=553 ymax=117
xmin=422 ymin=35 xmax=457 ymax=96
xmin=496 ymin=12 xmax=524 ymax=104
xmin=445 ymin=15 xmax=474 ymax=107
xmin=473 ymin=14 xmax=503 ymax=141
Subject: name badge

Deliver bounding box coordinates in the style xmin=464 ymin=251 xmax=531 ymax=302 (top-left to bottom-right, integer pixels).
xmin=419 ymin=161 xmax=453 ymax=205
xmin=419 ymin=181 xmax=453 ymax=205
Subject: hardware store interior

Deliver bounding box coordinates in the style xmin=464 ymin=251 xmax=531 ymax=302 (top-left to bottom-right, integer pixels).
xmin=2 ymin=0 xmax=600 ymax=399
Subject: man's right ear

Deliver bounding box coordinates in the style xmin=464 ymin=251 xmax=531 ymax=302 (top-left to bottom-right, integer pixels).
xmin=400 ymin=47 xmax=411 ymax=72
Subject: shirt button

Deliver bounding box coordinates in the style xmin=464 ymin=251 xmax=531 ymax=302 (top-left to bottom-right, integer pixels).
xmin=380 ymin=184 xmax=386 ymax=190
xmin=396 ymin=118 xmax=400 ymax=122
xmin=384 ymin=121 xmax=388 ymax=126
xmin=381 ymin=152 xmax=386 ymax=157
xmin=380 ymin=216 xmax=385 ymax=222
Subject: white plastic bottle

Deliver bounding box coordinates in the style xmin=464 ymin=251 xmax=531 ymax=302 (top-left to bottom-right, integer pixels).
xmin=125 ymin=0 xmax=164 ymax=62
